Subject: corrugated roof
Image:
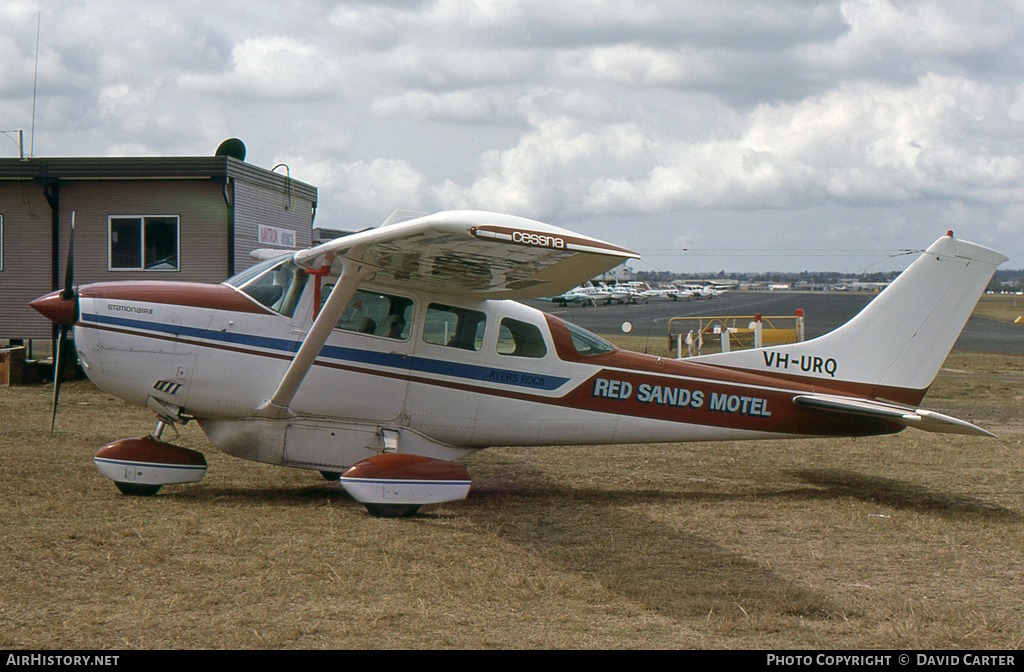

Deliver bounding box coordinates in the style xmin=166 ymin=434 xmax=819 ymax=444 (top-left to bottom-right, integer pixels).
xmin=0 ymin=156 xmax=316 ymax=202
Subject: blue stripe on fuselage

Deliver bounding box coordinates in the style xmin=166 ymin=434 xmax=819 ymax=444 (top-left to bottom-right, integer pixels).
xmin=80 ymin=311 xmax=569 ymax=392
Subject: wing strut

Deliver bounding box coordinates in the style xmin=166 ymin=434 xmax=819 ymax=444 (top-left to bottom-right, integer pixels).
xmin=256 ymin=250 xmax=374 ymax=418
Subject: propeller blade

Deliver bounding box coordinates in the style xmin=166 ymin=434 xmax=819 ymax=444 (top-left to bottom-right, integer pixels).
xmin=50 ymin=324 xmax=67 ymax=436
xmin=60 ymin=213 xmax=75 ymax=300
xmin=51 ymin=213 xmax=76 ymax=435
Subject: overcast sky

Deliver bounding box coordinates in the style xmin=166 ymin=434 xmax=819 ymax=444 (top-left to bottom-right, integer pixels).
xmin=2 ymin=0 xmax=1024 ymax=273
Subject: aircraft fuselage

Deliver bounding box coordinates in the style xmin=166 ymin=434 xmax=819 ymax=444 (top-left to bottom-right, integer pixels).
xmin=67 ymin=276 xmax=901 ymax=474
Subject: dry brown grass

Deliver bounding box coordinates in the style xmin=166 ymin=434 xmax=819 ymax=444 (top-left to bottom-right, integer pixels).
xmin=1 ymin=349 xmax=1022 ymax=649
xmin=974 ymin=294 xmax=1024 ymax=325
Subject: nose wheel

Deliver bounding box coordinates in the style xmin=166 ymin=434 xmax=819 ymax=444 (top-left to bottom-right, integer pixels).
xmin=114 ymin=482 xmax=163 ymax=497
xmin=94 ymin=419 xmax=208 ymax=496
xmin=363 ymin=504 xmax=422 ymax=518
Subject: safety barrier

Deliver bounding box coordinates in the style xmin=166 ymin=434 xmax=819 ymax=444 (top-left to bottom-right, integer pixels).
xmin=667 ymin=311 xmax=805 ymax=358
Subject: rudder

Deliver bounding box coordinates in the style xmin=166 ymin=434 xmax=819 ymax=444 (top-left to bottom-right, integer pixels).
xmin=690 ymin=233 xmax=1007 ymax=403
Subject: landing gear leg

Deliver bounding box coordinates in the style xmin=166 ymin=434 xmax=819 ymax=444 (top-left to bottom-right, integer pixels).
xmin=94 ymin=413 xmax=207 ymax=497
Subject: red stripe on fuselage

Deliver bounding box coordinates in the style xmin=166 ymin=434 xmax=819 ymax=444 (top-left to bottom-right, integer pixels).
xmin=553 ymin=368 xmax=903 ymax=437
xmin=542 ymin=314 xmax=907 ymax=436
xmin=542 ymin=313 xmax=927 ymax=406
xmin=79 ymin=281 xmax=273 ymax=315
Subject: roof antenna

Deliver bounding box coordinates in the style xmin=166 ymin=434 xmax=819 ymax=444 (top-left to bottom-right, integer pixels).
xmin=29 ymin=12 xmax=40 ymax=158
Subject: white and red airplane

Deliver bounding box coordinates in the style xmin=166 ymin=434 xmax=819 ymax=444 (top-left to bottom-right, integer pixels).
xmin=30 ymin=211 xmax=1005 ymax=517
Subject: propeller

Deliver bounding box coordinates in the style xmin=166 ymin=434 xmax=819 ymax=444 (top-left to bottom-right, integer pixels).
xmin=50 ymin=213 xmax=77 ymax=435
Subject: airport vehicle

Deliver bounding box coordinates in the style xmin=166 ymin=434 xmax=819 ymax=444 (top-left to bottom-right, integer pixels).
xmin=31 ymin=211 xmax=1004 ymax=517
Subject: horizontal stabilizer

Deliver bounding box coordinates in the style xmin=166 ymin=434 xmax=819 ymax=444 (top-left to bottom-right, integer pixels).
xmin=792 ymin=394 xmax=996 ymax=438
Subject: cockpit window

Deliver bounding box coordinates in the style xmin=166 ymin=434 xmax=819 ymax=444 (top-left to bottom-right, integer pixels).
xmin=423 ymin=303 xmax=486 ymax=351
xmin=322 ymin=287 xmax=414 ymax=340
xmin=565 ymin=321 xmax=615 ymax=356
xmin=229 ymin=256 xmax=308 ymax=318
xmin=497 ymin=318 xmax=547 ymax=358
xmin=226 ymin=255 xmax=287 ymax=287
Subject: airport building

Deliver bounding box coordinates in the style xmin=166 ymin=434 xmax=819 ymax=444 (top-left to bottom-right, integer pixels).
xmin=0 ymin=145 xmax=317 ymax=344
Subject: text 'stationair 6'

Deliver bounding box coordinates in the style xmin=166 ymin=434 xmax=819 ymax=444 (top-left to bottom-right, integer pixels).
xmin=30 ymin=211 xmax=1005 ymax=517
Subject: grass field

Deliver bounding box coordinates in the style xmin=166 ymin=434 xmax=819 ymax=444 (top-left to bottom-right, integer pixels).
xmin=974 ymin=294 xmax=1024 ymax=325
xmin=1 ymin=347 xmax=1022 ymax=649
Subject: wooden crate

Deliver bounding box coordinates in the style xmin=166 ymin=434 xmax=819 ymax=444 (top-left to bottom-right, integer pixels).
xmin=0 ymin=347 xmax=26 ymax=386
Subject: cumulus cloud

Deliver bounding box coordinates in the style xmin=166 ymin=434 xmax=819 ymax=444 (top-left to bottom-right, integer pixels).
xmin=371 ymin=89 xmax=502 ymax=122
xmin=336 ymin=158 xmax=429 ymax=215
xmin=8 ymin=0 xmax=1024 ymax=269
xmin=429 ymin=73 xmax=1024 ymax=221
xmin=179 ymin=36 xmax=341 ymax=100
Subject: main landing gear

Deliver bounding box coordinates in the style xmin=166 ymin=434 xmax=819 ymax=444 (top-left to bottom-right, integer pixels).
xmin=92 ymin=421 xmax=472 ymax=518
xmin=93 ymin=420 xmax=207 ymax=497
xmin=338 ymin=453 xmax=471 ymax=518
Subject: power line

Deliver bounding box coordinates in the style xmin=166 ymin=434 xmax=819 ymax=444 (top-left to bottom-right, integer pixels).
xmin=634 ymin=248 xmax=918 ymax=258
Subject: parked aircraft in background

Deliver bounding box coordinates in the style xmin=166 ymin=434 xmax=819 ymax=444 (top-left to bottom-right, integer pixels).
xmin=31 ymin=211 xmax=1004 ymax=517
xmin=545 ymin=285 xmax=598 ymax=307
xmin=675 ymin=284 xmax=726 ymax=299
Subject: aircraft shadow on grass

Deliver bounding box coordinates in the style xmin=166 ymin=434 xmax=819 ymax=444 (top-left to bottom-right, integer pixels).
xmin=787 ymin=468 xmax=1022 ymax=522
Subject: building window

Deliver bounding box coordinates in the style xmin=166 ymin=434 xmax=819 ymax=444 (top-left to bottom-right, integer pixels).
xmin=0 ymin=214 xmax=3 ymax=271
xmin=109 ymin=216 xmax=179 ymax=271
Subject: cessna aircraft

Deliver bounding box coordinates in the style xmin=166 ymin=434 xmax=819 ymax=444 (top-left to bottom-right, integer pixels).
xmin=679 ymin=283 xmax=726 ymax=299
xmin=31 ymin=210 xmax=1005 ymax=517
xmin=544 ymin=283 xmax=599 ymax=307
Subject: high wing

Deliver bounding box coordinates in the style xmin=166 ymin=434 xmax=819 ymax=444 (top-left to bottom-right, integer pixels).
xmin=256 ymin=210 xmax=637 ymax=418
xmin=292 ymin=210 xmax=638 ymax=300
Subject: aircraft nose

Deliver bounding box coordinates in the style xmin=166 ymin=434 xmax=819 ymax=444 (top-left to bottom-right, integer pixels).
xmin=30 ymin=290 xmax=76 ymax=326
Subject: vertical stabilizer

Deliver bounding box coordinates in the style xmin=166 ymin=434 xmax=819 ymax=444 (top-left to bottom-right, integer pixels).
xmin=690 ymin=233 xmax=1007 ymax=402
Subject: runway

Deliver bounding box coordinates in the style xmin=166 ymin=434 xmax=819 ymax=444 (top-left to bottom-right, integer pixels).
xmin=525 ymin=291 xmax=1024 ymax=355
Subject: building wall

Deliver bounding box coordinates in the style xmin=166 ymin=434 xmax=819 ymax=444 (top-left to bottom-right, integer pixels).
xmin=1 ymin=179 xmax=230 ymax=340
xmin=1 ymin=171 xmax=314 ymax=341
xmin=0 ymin=183 xmax=55 ymax=340
xmin=55 ymin=180 xmax=230 ymax=285
xmin=232 ymin=178 xmax=314 ymax=273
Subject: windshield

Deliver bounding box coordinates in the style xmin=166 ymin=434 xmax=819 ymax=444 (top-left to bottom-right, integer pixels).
xmin=226 ymin=255 xmax=291 ymax=287
xmin=229 ymin=256 xmax=309 ymax=318
xmin=565 ymin=321 xmax=615 ymax=356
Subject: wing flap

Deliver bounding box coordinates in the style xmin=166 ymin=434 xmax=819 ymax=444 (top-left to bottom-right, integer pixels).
xmin=792 ymin=393 xmax=996 ymax=438
xmin=296 ymin=210 xmax=637 ymax=300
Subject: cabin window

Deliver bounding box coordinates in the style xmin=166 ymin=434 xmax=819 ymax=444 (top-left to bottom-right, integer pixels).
xmin=322 ymin=287 xmax=414 ymax=340
xmin=231 ymin=256 xmax=309 ymax=318
xmin=565 ymin=321 xmax=615 ymax=356
xmin=109 ymin=215 xmax=179 ymax=271
xmin=423 ymin=303 xmax=486 ymax=351
xmin=497 ymin=318 xmax=547 ymax=358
